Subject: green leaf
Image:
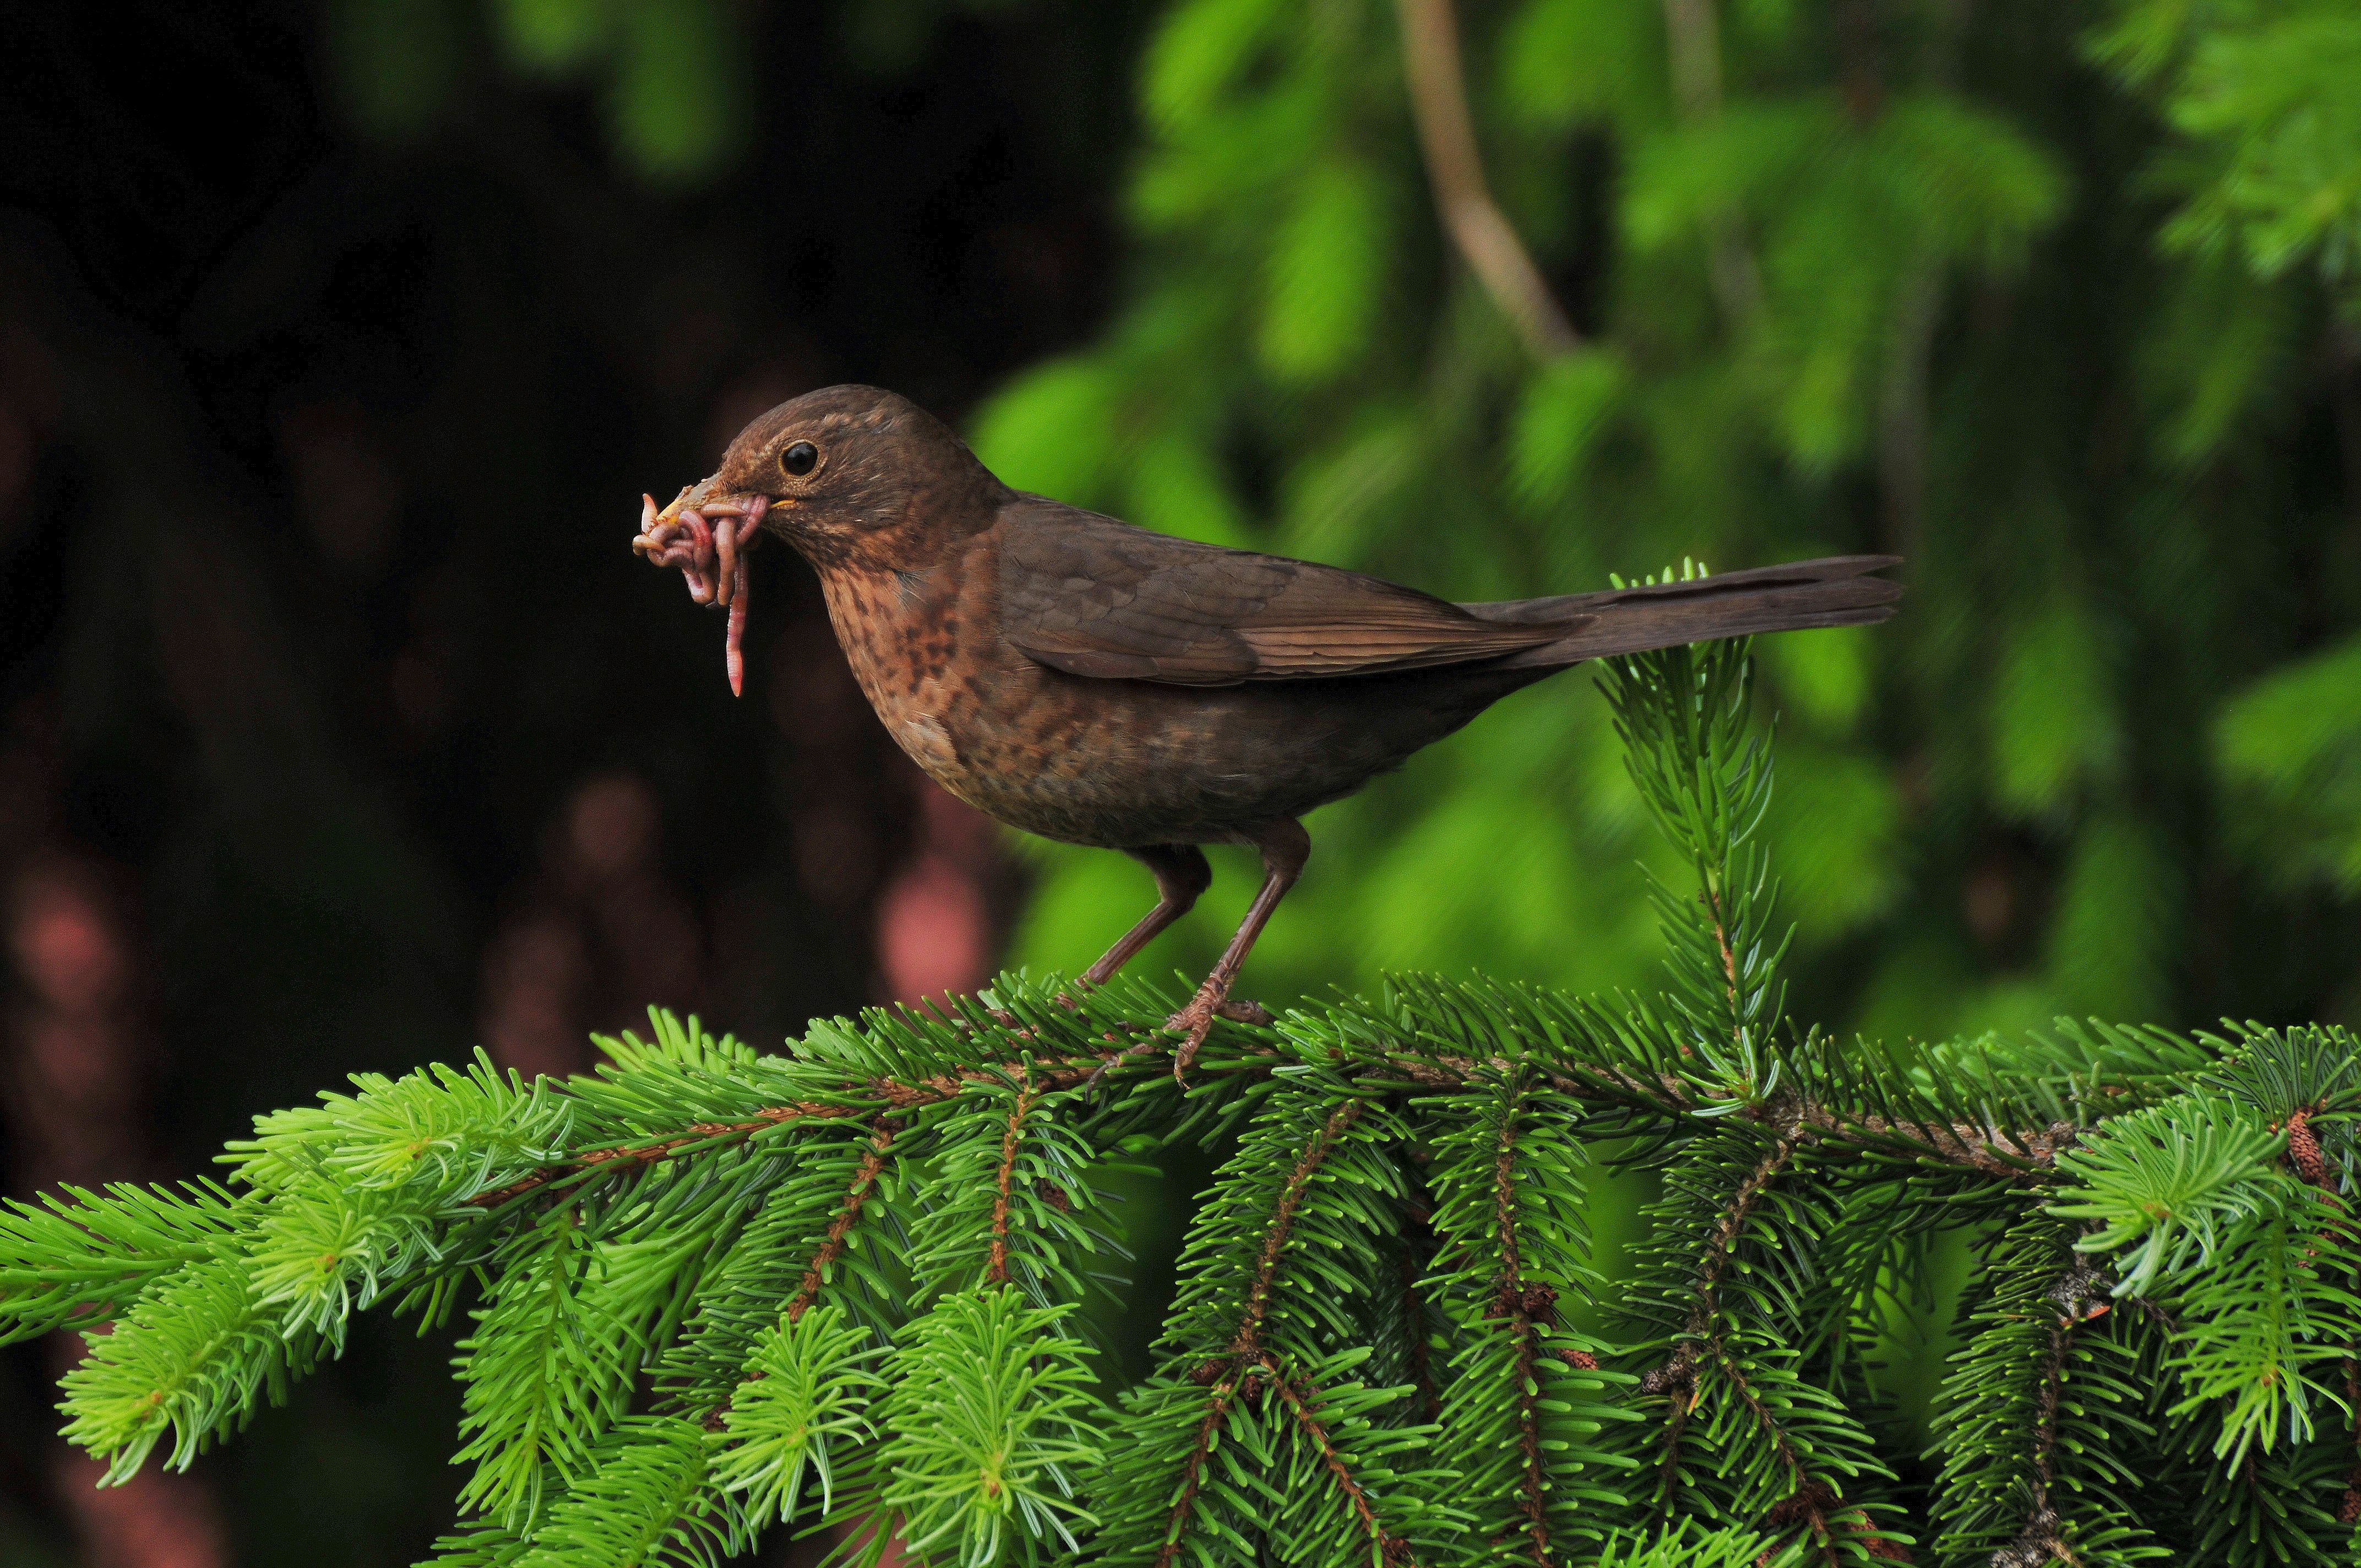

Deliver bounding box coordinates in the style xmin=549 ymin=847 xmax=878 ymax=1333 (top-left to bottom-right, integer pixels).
xmin=968 ymin=356 xmax=1128 ymax=508
xmin=2215 ymin=631 xmax=2361 ymax=891
xmin=494 ymin=0 xmax=611 ymax=73
xmin=1508 ymin=349 xmax=1629 ymax=512
xmin=611 ymin=0 xmax=744 ymax=183
xmin=1259 ymin=160 xmax=1392 ymax=383
xmin=1141 ymin=0 xmax=1288 ymax=135
xmin=1990 ymin=594 xmax=2117 ymax=815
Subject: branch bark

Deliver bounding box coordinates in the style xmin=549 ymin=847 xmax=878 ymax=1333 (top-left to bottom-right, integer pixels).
xmin=1394 ymin=0 xmax=1580 ymax=358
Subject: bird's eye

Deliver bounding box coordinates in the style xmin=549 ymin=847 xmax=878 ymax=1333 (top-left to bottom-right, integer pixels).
xmin=780 ymin=441 xmax=819 ymax=478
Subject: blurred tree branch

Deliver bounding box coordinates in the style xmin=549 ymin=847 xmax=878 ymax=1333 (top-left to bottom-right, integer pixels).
xmin=1658 ymin=0 xmax=1764 ymax=323
xmin=1393 ymin=0 xmax=1580 ymax=358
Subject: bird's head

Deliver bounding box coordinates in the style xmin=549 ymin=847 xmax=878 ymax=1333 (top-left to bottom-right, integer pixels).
xmin=632 ymin=383 xmax=1004 ymax=694
xmin=655 ymin=384 xmax=1000 ymax=569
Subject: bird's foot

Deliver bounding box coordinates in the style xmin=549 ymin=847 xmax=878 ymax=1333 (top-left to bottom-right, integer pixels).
xmin=1161 ymin=994 xmax=1260 ymax=1071
xmin=1162 ymin=994 xmax=1276 ymax=1081
xmin=1164 ymin=999 xmax=1218 ymax=1084
xmin=1077 ymin=990 xmax=1268 ymax=1092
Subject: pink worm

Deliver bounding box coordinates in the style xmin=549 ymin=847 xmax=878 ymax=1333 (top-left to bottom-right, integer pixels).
xmin=632 ymin=493 xmax=769 ymax=695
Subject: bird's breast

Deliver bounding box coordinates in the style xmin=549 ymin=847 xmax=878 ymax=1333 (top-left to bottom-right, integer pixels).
xmin=812 ymin=552 xmax=1500 ymax=848
xmin=819 ymin=560 xmax=996 ymax=792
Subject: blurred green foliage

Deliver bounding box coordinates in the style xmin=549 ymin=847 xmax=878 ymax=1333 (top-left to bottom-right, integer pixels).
xmin=955 ymin=0 xmax=2361 ymax=1042
xmin=328 ymin=0 xmax=2360 ymax=1032
xmin=328 ymin=0 xmax=753 ymax=179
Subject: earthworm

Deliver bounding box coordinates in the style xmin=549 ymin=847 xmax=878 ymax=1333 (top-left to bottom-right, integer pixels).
xmin=632 ymin=492 xmax=769 ymax=695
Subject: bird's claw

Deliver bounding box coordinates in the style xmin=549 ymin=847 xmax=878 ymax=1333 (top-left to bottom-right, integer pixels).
xmin=1163 ymin=999 xmax=1218 ymax=1082
xmin=1151 ymin=993 xmax=1274 ymax=1082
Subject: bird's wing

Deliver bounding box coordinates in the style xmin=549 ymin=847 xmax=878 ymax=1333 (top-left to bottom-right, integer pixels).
xmin=994 ymin=502 xmax=1586 ymax=686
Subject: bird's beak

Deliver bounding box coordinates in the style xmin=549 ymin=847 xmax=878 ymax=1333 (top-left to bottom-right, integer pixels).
xmin=652 ymin=483 xmax=695 ymax=526
xmin=631 ymin=477 xmax=771 ymax=697
xmin=652 ymin=474 xmax=725 ymax=525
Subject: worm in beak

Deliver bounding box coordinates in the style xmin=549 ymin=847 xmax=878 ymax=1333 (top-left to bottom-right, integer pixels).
xmin=632 ymin=488 xmax=770 ymax=695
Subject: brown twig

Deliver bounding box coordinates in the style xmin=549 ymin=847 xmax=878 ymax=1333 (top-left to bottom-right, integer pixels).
xmin=1393 ymin=0 xmax=1580 ymax=358
xmin=1153 ymin=1392 xmax=1234 ymax=1568
xmin=1266 ymin=1358 xmax=1419 ymax=1566
xmin=463 ymin=1023 xmax=2077 ymax=1224
xmin=1488 ymin=1087 xmax=1554 ymax=1566
xmin=1987 ymin=1259 xmax=2112 ymax=1567
xmin=786 ymin=1118 xmax=900 ymax=1324
xmin=986 ymin=1076 xmax=1039 ymax=1286
xmin=1234 ymin=1100 xmax=1367 ymax=1359
xmin=1700 ymin=881 xmax=1743 ymax=1029
xmin=464 ymin=1037 xmax=1187 ymax=1210
xmin=698 ymin=1117 xmax=904 ymax=1433
xmin=466 ymin=1101 xmax=853 ymax=1208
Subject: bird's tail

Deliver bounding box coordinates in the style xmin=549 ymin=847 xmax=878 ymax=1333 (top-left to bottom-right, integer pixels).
xmin=1463 ymin=555 xmax=1903 ymax=670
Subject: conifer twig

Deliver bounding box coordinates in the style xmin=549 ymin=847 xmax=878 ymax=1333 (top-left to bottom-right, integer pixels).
xmin=2003 ymin=1260 xmax=2110 ymax=1567
xmin=459 ymin=1033 xmax=2074 ymax=1225
xmin=986 ymin=1076 xmax=1038 ymax=1287
xmin=1650 ymin=1137 xmax=1825 ymax=1536
xmin=1159 ymin=1097 xmax=1371 ymax=1567
xmin=1232 ymin=1099 xmax=1366 ymax=1364
xmin=1265 ymin=1359 xmax=1417 ymax=1566
xmin=1488 ymin=1096 xmax=1555 ymax=1566
xmin=786 ymin=1119 xmax=899 ymax=1325
xmin=1153 ymin=1392 xmax=1233 ymax=1568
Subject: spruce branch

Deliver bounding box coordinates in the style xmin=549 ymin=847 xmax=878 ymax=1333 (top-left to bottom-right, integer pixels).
xmin=1143 ymin=1095 xmax=1373 ymax=1567
xmin=15 ymin=639 xmax=2361 ymax=1562
xmin=1424 ymin=1068 xmax=1631 ymax=1563
xmin=0 ymin=1180 xmax=252 ymax=1344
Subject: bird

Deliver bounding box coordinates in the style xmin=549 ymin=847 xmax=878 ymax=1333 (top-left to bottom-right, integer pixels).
xmin=633 ymin=384 xmax=1900 ymax=1076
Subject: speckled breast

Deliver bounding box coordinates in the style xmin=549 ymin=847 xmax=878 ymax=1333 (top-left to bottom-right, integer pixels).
xmin=818 ymin=550 xmax=1256 ymax=848
xmin=814 ymin=540 xmax=1516 ymax=850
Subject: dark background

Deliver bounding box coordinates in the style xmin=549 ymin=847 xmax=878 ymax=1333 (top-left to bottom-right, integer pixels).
xmin=1 ymin=3 xmax=1152 ymax=1560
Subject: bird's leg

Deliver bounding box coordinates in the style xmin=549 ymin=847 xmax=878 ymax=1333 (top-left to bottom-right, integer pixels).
xmin=1069 ymin=847 xmax=1209 ymax=1087
xmin=1078 ymin=843 xmax=1212 ymax=990
xmin=1167 ymin=819 xmax=1308 ymax=1080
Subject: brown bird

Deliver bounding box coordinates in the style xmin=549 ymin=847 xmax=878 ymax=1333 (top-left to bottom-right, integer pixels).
xmin=634 ymin=384 xmax=1900 ymax=1075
